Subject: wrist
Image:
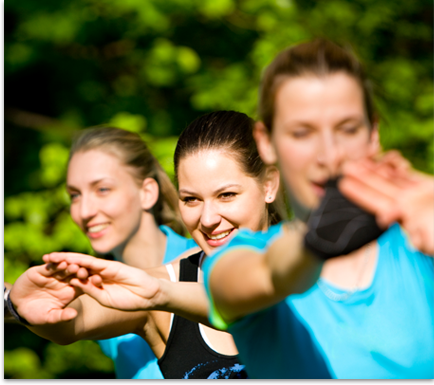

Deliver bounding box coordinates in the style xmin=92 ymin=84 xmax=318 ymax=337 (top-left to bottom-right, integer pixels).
xmin=4 ymin=287 xmax=30 ymax=325
xmin=151 ymin=278 xmax=171 ymax=311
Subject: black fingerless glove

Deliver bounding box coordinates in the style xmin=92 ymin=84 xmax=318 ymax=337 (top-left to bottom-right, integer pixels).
xmin=304 ymin=178 xmax=385 ymax=260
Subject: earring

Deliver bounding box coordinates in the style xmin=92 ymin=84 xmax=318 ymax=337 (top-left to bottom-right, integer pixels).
xmin=266 ymin=196 xmax=272 ymax=202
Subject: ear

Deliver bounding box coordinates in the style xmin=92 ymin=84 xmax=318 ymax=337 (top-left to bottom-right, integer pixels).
xmin=263 ymin=165 xmax=280 ymax=203
xmin=253 ymin=121 xmax=277 ymax=165
xmin=140 ymin=178 xmax=160 ymax=211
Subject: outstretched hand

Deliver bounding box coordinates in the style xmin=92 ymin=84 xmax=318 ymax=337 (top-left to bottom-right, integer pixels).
xmin=340 ymin=151 xmax=434 ymax=255
xmin=42 ymin=253 xmax=163 ymax=311
xmin=9 ymin=262 xmax=86 ymax=325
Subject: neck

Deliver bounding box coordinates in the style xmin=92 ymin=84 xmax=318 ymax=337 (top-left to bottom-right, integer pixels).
xmin=112 ymin=213 xmax=167 ymax=269
xmin=288 ymin=190 xmax=311 ymax=223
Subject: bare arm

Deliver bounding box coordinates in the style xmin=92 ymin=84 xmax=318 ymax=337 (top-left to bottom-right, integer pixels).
xmin=43 ymin=253 xmax=211 ymax=326
xmin=8 ymin=263 xmax=150 ymax=344
xmin=208 ymin=222 xmax=323 ymax=325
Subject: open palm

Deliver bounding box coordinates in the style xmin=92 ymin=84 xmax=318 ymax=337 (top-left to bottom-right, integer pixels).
xmin=10 ymin=263 xmax=83 ymax=325
xmin=43 ymin=253 xmax=163 ymax=311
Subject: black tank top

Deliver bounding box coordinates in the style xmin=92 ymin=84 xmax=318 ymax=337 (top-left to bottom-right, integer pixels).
xmin=157 ymin=252 xmax=248 ymax=379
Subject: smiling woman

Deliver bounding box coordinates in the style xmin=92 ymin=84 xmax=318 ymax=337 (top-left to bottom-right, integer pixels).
xmin=174 ymin=110 xmax=285 ymax=256
xmin=63 ymin=127 xmax=199 ymax=379
xmin=7 ymin=111 xmax=286 ymax=379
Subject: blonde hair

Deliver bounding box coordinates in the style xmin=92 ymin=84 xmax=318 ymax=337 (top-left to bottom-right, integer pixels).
xmin=69 ymin=126 xmax=186 ymax=235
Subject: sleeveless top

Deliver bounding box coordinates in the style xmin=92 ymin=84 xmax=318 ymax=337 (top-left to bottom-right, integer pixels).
xmin=158 ymin=252 xmax=248 ymax=379
xmin=97 ymin=225 xmax=198 ymax=379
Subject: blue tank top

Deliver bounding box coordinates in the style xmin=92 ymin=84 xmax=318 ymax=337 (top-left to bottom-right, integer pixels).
xmin=203 ymin=223 xmax=434 ymax=379
xmin=97 ymin=225 xmax=198 ymax=379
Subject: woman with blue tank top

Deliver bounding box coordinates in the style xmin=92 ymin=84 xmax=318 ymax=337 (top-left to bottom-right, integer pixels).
xmin=199 ymin=39 xmax=434 ymax=379
xmin=5 ymin=127 xmax=199 ymax=379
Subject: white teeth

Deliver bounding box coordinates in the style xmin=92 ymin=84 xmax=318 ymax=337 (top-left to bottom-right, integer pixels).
xmin=88 ymin=224 xmax=109 ymax=233
xmin=209 ymin=230 xmax=231 ymax=240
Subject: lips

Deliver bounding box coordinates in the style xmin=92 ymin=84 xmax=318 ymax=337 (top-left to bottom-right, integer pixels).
xmin=86 ymin=223 xmax=109 ymax=239
xmin=311 ymin=180 xmax=327 ymax=198
xmin=203 ymin=228 xmax=236 ymax=248
xmin=208 ymin=230 xmax=231 ymax=240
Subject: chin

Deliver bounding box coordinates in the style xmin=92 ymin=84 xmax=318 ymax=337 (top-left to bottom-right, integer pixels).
xmin=90 ymin=243 xmax=114 ymax=256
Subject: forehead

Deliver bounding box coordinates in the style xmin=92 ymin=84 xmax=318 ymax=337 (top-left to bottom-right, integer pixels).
xmin=67 ymin=149 xmax=127 ymax=183
xmin=177 ymin=149 xmax=250 ymax=188
xmin=274 ymin=73 xmax=365 ymax=126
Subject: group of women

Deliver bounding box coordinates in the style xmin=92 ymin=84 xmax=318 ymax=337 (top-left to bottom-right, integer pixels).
xmin=5 ymin=38 xmax=434 ymax=379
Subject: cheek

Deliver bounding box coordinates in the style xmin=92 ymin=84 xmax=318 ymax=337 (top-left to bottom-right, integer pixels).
xmin=70 ymin=205 xmax=80 ymax=225
xmin=236 ymin=191 xmax=267 ymax=228
xmin=344 ymin=133 xmax=372 ymax=160
xmin=277 ymin=141 xmax=314 ymax=186
xmin=108 ymin=192 xmax=142 ymax=224
xmin=179 ymin=205 xmax=199 ymax=232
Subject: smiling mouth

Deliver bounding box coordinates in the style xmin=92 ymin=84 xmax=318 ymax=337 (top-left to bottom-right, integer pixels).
xmin=207 ymin=229 xmax=232 ymax=240
xmin=87 ymin=223 xmax=109 ymax=233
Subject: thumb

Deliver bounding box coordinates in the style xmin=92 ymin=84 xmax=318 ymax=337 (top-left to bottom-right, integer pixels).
xmin=46 ymin=307 xmax=78 ymax=323
xmin=70 ymin=278 xmax=106 ymax=303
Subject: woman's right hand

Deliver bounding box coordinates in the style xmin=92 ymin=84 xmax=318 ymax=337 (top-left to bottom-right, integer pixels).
xmin=340 ymin=152 xmax=434 ymax=255
xmin=42 ymin=252 xmax=164 ymax=312
xmin=9 ymin=262 xmax=84 ymax=325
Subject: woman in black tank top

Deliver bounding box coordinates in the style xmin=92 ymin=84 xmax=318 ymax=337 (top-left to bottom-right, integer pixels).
xmin=29 ymin=111 xmax=284 ymax=378
xmin=158 ymin=252 xmax=247 ymax=379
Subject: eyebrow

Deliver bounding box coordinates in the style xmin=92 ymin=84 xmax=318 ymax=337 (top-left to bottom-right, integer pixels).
xmin=178 ymin=183 xmax=242 ymax=196
xmin=286 ymin=115 xmax=365 ymax=128
xmin=66 ymin=178 xmax=111 ymax=191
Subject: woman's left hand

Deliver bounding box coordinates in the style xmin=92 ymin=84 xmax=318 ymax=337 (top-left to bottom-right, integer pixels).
xmin=339 ymin=152 xmax=434 ymax=255
xmin=42 ymin=252 xmax=163 ymax=311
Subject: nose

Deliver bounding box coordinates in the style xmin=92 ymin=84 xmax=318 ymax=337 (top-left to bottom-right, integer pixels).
xmin=200 ymin=201 xmax=222 ymax=230
xmin=317 ymin=131 xmax=346 ymax=176
xmin=79 ymin=194 xmax=97 ymax=221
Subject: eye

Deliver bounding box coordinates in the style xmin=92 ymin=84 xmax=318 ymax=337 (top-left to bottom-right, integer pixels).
xmin=181 ymin=196 xmax=200 ymax=205
xmin=69 ymin=192 xmax=80 ymax=202
xmin=291 ymin=128 xmax=311 ymax=139
xmin=219 ymin=192 xmax=236 ymax=200
xmin=97 ymin=187 xmax=110 ymax=194
xmin=67 ymin=191 xmax=80 ymax=203
xmin=340 ymin=126 xmax=359 ymax=135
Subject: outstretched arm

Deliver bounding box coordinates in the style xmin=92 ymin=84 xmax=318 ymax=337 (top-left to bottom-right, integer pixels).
xmin=203 ymin=222 xmax=323 ymax=328
xmin=43 ymin=252 xmax=211 ymax=326
xmin=340 ymin=152 xmax=434 ymax=255
xmin=7 ymin=262 xmax=151 ymax=344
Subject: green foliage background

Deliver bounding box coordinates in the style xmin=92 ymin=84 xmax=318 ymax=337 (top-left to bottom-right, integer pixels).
xmin=4 ymin=0 xmax=433 ymax=379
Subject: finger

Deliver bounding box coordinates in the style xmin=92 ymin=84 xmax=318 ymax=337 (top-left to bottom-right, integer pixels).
xmin=46 ymin=307 xmax=78 ymax=324
xmin=339 ymin=176 xmax=396 ymax=216
xmin=51 ymin=263 xmax=81 ymax=280
xmin=63 ymin=255 xmax=109 ymax=273
xmin=342 ymin=162 xmax=402 ymax=199
xmin=89 ymin=275 xmax=103 ymax=287
xmin=69 ymin=278 xmax=108 ymax=304
xmin=379 ymin=150 xmax=411 ymax=173
xmin=76 ymin=267 xmax=90 ymax=280
xmin=39 ymin=262 xmax=67 ymax=278
xmin=43 ymin=253 xmax=70 ymax=264
xmin=44 ymin=252 xmax=95 ymax=265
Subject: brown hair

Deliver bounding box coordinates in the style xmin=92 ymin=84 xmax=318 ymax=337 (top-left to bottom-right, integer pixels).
xmin=69 ymin=126 xmax=186 ymax=235
xmin=174 ymin=111 xmax=286 ymax=226
xmin=259 ymin=39 xmax=376 ymax=131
